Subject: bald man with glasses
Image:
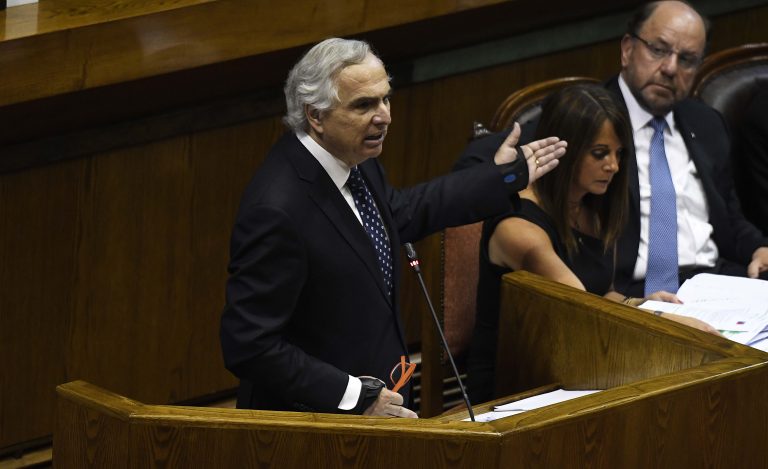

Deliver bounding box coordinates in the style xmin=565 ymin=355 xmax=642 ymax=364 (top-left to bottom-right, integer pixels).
xmin=610 ymin=0 xmax=768 ymax=298
xmin=454 ymin=1 xmax=768 ymax=301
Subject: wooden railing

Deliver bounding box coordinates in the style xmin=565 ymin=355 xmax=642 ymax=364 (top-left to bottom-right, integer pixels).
xmin=54 ymin=273 xmax=768 ymax=467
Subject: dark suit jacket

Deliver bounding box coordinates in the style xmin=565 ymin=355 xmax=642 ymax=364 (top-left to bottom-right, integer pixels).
xmin=221 ymin=132 xmax=514 ymax=412
xmin=453 ymin=77 xmax=768 ymax=295
xmin=736 ymin=86 xmax=768 ymax=235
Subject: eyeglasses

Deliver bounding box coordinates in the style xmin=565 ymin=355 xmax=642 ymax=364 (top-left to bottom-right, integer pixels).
xmin=389 ymin=355 xmax=416 ymax=393
xmin=631 ymin=33 xmax=703 ymax=70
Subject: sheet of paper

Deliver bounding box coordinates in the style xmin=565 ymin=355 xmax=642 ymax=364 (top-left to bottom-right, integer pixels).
xmin=467 ymin=410 xmax=524 ymax=422
xmin=748 ymin=330 xmax=768 ymax=346
xmin=749 ymin=336 xmax=768 ymax=353
xmin=493 ymin=389 xmax=601 ymax=412
xmin=676 ymin=273 xmax=768 ymax=304
xmin=639 ymin=301 xmax=763 ymax=332
xmin=8 ymin=0 xmax=38 ymax=6
xmin=462 ymin=389 xmax=602 ymax=422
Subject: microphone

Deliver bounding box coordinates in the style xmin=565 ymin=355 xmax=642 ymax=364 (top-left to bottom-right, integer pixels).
xmin=404 ymin=242 xmax=476 ymax=422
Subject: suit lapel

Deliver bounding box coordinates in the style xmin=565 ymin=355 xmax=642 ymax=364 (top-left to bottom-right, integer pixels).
xmin=674 ymin=107 xmax=723 ymax=225
xmin=284 ymin=136 xmax=393 ymax=306
xmin=675 ymin=109 xmax=715 ymax=182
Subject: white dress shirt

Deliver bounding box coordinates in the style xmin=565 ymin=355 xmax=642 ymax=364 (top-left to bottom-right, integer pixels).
xmin=617 ymin=76 xmax=718 ymax=281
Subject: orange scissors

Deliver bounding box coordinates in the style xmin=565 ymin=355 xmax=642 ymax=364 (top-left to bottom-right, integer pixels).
xmin=389 ymin=355 xmax=416 ymax=393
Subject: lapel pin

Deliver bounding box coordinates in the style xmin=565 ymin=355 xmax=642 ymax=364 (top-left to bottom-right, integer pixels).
xmin=690 ymin=132 xmax=696 ymax=139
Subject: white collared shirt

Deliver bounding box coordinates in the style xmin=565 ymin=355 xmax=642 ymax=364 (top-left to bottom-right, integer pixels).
xmin=298 ymin=131 xmax=364 ymax=225
xmin=618 ymin=76 xmax=718 ymax=281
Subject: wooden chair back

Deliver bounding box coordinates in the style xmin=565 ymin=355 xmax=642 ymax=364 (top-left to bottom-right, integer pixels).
xmin=490 ymin=76 xmax=600 ymax=131
xmin=692 ymin=43 xmax=768 ymax=130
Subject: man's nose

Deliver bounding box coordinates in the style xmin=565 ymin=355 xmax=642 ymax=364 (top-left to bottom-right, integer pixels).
xmin=373 ymin=102 xmax=391 ymax=125
xmin=660 ymin=52 xmax=679 ymax=75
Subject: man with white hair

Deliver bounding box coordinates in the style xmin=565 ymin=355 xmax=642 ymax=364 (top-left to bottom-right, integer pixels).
xmin=220 ymin=38 xmax=566 ymax=416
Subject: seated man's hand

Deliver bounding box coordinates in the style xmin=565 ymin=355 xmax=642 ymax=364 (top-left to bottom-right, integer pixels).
xmin=492 ymin=122 xmax=568 ymax=185
xmin=363 ymin=387 xmax=418 ymax=418
xmin=747 ymin=246 xmax=768 ymax=278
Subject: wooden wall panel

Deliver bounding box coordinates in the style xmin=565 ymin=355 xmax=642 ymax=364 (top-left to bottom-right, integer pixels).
xmin=2 ymin=2 xmax=767 ymax=453
xmin=0 ymin=117 xmax=284 ymax=449
xmin=0 ymin=161 xmax=82 ymax=446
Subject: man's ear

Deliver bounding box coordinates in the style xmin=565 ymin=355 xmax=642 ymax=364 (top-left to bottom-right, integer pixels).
xmin=306 ymin=105 xmax=323 ymax=134
xmin=620 ymin=34 xmax=634 ymax=68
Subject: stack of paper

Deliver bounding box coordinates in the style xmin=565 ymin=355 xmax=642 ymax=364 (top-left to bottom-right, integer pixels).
xmin=639 ymin=273 xmax=768 ymax=349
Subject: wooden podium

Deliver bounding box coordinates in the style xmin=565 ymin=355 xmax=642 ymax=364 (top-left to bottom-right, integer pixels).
xmin=55 ymin=272 xmax=768 ymax=468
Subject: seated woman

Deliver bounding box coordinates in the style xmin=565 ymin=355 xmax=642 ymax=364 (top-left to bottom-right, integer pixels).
xmin=466 ymin=84 xmax=719 ymax=405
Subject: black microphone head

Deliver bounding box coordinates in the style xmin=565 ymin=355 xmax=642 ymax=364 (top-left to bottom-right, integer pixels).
xmin=404 ymin=242 xmax=417 ymax=261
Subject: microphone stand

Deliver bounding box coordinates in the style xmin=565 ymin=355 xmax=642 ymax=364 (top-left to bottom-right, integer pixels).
xmin=404 ymin=242 xmax=475 ymax=422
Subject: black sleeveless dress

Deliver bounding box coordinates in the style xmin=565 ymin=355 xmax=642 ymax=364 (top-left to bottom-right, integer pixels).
xmin=466 ymin=199 xmax=613 ymax=404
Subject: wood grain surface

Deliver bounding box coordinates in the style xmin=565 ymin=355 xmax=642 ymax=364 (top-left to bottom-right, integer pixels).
xmin=55 ymin=276 xmax=768 ymax=469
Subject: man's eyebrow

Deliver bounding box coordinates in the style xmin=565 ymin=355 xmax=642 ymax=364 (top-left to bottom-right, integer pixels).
xmin=349 ymin=92 xmax=393 ymax=106
xmin=349 ymin=96 xmax=377 ymax=106
xmin=654 ymin=36 xmax=700 ymax=55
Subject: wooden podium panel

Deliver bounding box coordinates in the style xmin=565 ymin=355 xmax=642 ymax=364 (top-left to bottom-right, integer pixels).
xmin=494 ymin=271 xmax=763 ymax=394
xmin=56 ymin=381 xmax=501 ymax=468
xmin=56 ymin=272 xmax=768 ymax=468
xmin=487 ymin=272 xmax=768 ymax=467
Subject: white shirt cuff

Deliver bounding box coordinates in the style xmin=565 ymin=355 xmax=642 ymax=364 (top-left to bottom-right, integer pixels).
xmin=337 ymin=375 xmax=362 ymax=410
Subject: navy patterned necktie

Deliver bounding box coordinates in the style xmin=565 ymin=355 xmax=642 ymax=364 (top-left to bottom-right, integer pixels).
xmin=347 ymin=167 xmax=393 ymax=297
xmin=645 ymin=117 xmax=679 ymax=295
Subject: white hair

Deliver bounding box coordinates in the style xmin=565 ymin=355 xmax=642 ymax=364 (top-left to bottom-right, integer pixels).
xmin=283 ymin=38 xmax=376 ymax=133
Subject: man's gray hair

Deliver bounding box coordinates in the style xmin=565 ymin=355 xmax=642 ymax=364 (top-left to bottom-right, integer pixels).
xmin=283 ymin=38 xmax=375 ymax=133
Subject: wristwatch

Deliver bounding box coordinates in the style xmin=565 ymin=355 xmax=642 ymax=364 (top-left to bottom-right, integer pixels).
xmin=351 ymin=377 xmax=385 ymax=414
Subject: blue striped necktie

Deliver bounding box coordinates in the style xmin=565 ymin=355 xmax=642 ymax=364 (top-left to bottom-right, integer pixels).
xmin=347 ymin=167 xmax=394 ymax=297
xmin=645 ymin=117 xmax=679 ymax=295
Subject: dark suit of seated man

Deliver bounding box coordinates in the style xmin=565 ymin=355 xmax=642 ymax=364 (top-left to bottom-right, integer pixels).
xmin=220 ymin=38 xmax=567 ymax=417
xmin=736 ymin=86 xmax=768 ymax=236
xmin=455 ymin=1 xmax=768 ymax=299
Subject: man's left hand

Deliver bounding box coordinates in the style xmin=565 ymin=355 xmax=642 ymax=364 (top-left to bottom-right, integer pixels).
xmin=492 ymin=122 xmax=568 ymax=186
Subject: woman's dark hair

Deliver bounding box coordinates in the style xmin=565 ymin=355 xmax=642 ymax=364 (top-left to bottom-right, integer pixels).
xmin=533 ymin=84 xmax=632 ymax=258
